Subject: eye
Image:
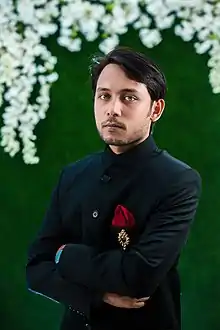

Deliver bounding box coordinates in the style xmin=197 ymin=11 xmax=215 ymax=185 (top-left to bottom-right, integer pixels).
xmin=124 ymin=95 xmax=138 ymax=102
xmin=98 ymin=93 xmax=111 ymax=100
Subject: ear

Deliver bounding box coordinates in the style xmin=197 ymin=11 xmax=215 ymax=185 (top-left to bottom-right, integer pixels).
xmin=150 ymin=99 xmax=165 ymax=122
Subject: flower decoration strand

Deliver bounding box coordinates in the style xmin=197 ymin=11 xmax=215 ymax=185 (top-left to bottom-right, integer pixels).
xmin=0 ymin=0 xmax=219 ymax=164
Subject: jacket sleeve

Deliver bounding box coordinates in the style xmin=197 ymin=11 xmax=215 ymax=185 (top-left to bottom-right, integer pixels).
xmin=25 ymin=169 xmax=95 ymax=317
xmin=57 ymin=168 xmax=202 ymax=297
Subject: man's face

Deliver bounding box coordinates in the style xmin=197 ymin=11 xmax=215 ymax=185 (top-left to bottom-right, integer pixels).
xmin=94 ymin=63 xmax=164 ymax=153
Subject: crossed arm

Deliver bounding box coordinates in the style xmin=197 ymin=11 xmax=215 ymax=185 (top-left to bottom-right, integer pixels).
xmin=26 ymin=167 xmax=201 ymax=312
xmin=56 ymin=168 xmax=201 ymax=297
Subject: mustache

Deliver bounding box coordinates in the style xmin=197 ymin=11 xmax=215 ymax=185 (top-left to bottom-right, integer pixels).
xmin=102 ymin=120 xmax=125 ymax=129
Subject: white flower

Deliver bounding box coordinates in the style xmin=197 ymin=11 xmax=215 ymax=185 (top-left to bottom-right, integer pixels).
xmin=146 ymin=0 xmax=165 ymax=17
xmin=16 ymin=0 xmax=36 ymax=25
xmin=139 ymin=29 xmax=162 ymax=48
xmin=133 ymin=14 xmax=152 ymax=30
xmin=194 ymin=40 xmax=212 ymax=54
xmin=57 ymin=36 xmax=70 ymax=48
xmin=1 ymin=135 xmax=20 ymax=157
xmin=101 ymin=16 xmax=128 ymax=35
xmin=215 ymin=3 xmax=220 ymax=15
xmin=209 ymin=65 xmax=220 ymax=94
xmin=99 ymin=35 xmax=119 ymax=54
xmin=112 ymin=3 xmax=140 ymax=24
xmin=60 ymin=28 xmax=72 ymax=37
xmin=155 ymin=15 xmax=175 ymax=30
xmin=208 ymin=44 xmax=220 ymax=93
xmin=82 ymin=2 xmax=105 ymax=21
xmin=197 ymin=28 xmax=211 ymax=42
xmin=79 ymin=19 xmax=98 ymax=40
xmin=58 ymin=24 xmax=83 ymax=52
xmin=68 ymin=38 xmax=82 ymax=52
xmin=174 ymin=21 xmax=195 ymax=42
xmin=176 ymin=8 xmax=191 ymax=19
xmin=46 ymin=72 xmax=59 ymax=83
xmin=0 ymin=85 xmax=4 ymax=107
xmin=36 ymin=23 xmax=58 ymax=38
xmin=0 ymin=53 xmax=20 ymax=86
xmin=84 ymin=31 xmax=99 ymax=42
xmin=191 ymin=14 xmax=209 ymax=31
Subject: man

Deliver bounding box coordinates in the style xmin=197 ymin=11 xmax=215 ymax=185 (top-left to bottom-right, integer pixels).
xmin=26 ymin=47 xmax=201 ymax=330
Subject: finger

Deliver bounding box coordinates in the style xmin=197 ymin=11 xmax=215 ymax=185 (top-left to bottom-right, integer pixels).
xmin=133 ymin=301 xmax=145 ymax=308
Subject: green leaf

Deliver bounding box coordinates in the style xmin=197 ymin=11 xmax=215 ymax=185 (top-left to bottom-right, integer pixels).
xmin=106 ymin=3 xmax=114 ymax=12
xmin=101 ymin=33 xmax=109 ymax=39
xmin=209 ymin=33 xmax=218 ymax=40
xmin=71 ymin=28 xmax=78 ymax=39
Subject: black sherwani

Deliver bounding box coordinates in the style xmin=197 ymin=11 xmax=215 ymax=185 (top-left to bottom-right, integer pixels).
xmin=26 ymin=135 xmax=201 ymax=330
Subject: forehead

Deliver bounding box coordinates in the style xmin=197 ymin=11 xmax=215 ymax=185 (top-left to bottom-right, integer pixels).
xmin=96 ymin=63 xmax=148 ymax=95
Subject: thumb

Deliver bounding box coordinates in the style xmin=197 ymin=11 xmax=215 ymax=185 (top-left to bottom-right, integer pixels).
xmin=133 ymin=301 xmax=145 ymax=308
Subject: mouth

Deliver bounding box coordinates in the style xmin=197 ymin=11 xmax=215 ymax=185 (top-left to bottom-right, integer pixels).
xmin=103 ymin=123 xmax=124 ymax=129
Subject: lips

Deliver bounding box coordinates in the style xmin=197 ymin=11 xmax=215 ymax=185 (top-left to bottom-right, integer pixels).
xmin=104 ymin=123 xmax=123 ymax=129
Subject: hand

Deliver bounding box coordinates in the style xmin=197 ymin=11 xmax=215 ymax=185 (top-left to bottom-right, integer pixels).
xmin=103 ymin=293 xmax=149 ymax=309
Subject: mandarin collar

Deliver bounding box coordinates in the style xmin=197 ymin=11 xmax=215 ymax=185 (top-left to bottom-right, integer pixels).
xmin=101 ymin=134 xmax=160 ymax=170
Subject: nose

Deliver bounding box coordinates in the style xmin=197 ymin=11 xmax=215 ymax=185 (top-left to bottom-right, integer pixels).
xmin=107 ymin=98 xmax=122 ymax=117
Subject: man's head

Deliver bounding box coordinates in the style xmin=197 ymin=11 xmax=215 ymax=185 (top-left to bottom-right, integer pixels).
xmin=90 ymin=47 xmax=166 ymax=153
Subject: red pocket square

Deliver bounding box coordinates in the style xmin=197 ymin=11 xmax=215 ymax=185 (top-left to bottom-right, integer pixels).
xmin=112 ymin=205 xmax=135 ymax=228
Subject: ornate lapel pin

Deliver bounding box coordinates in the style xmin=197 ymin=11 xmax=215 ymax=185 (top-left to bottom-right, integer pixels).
xmin=118 ymin=229 xmax=130 ymax=250
xmin=112 ymin=205 xmax=135 ymax=250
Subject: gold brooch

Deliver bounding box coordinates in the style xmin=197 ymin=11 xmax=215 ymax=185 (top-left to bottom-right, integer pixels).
xmin=118 ymin=229 xmax=130 ymax=250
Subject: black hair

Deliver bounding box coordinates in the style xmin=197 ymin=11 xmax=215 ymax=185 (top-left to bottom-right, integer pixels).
xmin=89 ymin=46 xmax=167 ymax=133
xmin=90 ymin=46 xmax=166 ymax=100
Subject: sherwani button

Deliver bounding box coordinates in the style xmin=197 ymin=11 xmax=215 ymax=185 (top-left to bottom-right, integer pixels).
xmin=92 ymin=210 xmax=99 ymax=218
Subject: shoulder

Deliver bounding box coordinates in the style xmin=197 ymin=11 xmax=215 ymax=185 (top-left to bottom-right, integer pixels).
xmin=65 ymin=151 xmax=102 ymax=174
xmin=58 ymin=151 xmax=102 ymax=189
xmin=149 ymin=149 xmax=201 ymax=193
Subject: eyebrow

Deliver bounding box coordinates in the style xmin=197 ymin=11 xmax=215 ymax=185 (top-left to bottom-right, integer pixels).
xmin=96 ymin=87 xmax=139 ymax=93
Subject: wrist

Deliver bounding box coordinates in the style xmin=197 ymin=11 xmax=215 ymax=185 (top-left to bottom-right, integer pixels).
xmin=55 ymin=244 xmax=66 ymax=264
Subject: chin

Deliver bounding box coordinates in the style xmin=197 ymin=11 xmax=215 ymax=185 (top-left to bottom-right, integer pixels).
xmin=103 ymin=137 xmax=127 ymax=146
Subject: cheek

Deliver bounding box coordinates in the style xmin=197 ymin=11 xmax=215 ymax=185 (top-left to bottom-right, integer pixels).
xmin=94 ymin=104 xmax=103 ymax=125
xmin=94 ymin=99 xmax=99 ymax=115
xmin=126 ymin=107 xmax=148 ymax=124
xmin=94 ymin=100 xmax=106 ymax=117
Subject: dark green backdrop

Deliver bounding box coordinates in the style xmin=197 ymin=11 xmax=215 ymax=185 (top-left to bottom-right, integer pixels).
xmin=1 ymin=28 xmax=219 ymax=330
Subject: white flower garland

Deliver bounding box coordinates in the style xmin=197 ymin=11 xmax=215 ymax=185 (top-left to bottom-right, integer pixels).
xmin=0 ymin=0 xmax=220 ymax=164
